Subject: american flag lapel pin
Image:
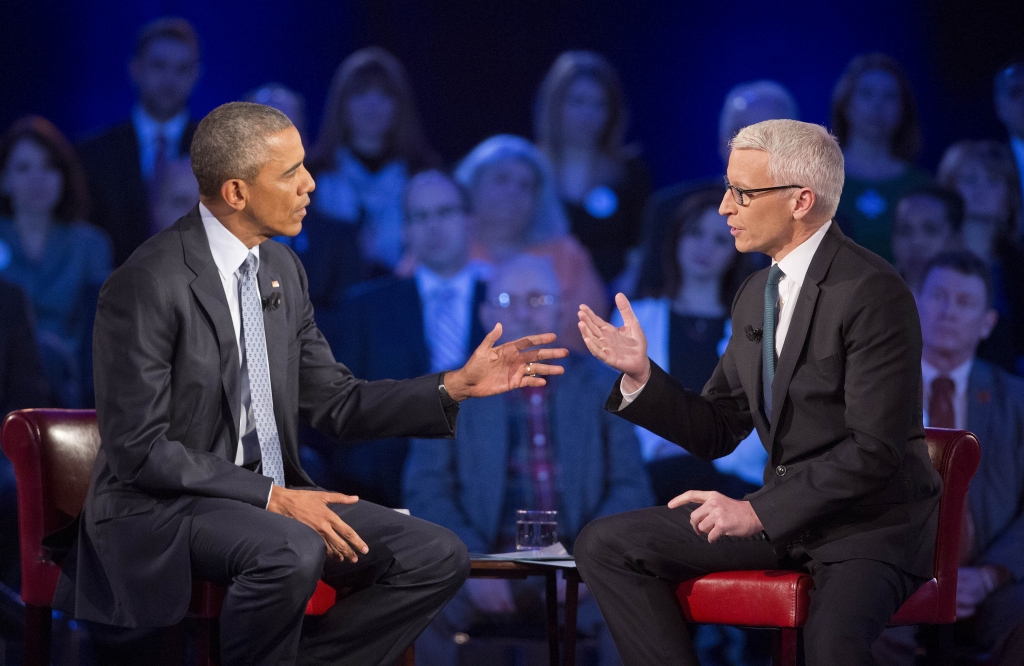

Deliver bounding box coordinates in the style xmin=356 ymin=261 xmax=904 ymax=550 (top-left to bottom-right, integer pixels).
xmin=271 ymin=280 xmax=280 ymax=288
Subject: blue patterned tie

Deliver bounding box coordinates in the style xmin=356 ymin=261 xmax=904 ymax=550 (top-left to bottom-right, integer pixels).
xmin=239 ymin=253 xmax=286 ymax=487
xmin=762 ymin=264 xmax=785 ymax=420
xmin=426 ymin=285 xmax=467 ymax=373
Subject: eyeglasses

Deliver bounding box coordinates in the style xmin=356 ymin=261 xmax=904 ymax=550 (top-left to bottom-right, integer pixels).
xmin=489 ymin=292 xmax=558 ymax=309
xmin=724 ymin=179 xmax=804 ymax=206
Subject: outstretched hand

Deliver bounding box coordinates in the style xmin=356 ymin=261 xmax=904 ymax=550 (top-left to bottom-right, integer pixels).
xmin=443 ymin=323 xmax=569 ymax=401
xmin=578 ymin=293 xmax=651 ymax=391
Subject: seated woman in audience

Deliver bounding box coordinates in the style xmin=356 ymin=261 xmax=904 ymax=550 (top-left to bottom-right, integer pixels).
xmin=832 ymin=53 xmax=931 ymax=262
xmin=616 ymin=187 xmax=764 ymax=505
xmin=308 ymin=47 xmax=438 ymax=276
xmin=0 ymin=116 xmax=112 ymax=407
xmin=891 ymin=185 xmax=964 ymax=293
xmin=534 ymin=50 xmax=651 ymax=289
xmin=938 ymin=140 xmax=1024 ymax=374
xmin=455 ymin=134 xmax=607 ymax=351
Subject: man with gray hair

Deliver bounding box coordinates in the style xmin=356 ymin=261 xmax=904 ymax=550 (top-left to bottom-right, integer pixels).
xmin=52 ymin=101 xmax=569 ymax=665
xmin=574 ymin=119 xmax=941 ymax=665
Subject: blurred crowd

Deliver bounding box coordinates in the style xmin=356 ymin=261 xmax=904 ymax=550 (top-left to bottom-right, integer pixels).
xmin=1 ymin=16 xmax=1023 ymax=666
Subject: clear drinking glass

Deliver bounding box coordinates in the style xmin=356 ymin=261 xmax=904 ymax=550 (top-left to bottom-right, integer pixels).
xmin=515 ymin=510 xmax=558 ymax=551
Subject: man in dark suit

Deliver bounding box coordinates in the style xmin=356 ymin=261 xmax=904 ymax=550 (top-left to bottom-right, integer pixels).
xmin=78 ymin=18 xmax=201 ymax=266
xmin=313 ymin=170 xmax=488 ymax=505
xmin=53 ymin=102 xmax=568 ymax=666
xmin=405 ymin=254 xmax=653 ymax=665
xmin=574 ymin=119 xmax=941 ymax=666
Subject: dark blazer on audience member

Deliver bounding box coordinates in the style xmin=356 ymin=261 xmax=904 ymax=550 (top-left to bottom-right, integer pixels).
xmin=964 ymin=359 xmax=1024 ymax=579
xmin=404 ymin=353 xmax=654 ymax=554
xmin=53 ymin=207 xmax=457 ymax=628
xmin=309 ymin=275 xmax=487 ymax=506
xmin=77 ymin=120 xmax=198 ymax=266
xmin=611 ymin=222 xmax=942 ymax=579
xmin=0 ymin=279 xmax=49 ymax=415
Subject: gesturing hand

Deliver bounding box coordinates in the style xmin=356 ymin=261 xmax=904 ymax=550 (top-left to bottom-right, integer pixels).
xmin=442 ymin=323 xmax=569 ymax=401
xmin=578 ymin=293 xmax=651 ymax=392
xmin=668 ymin=490 xmax=764 ymax=543
xmin=267 ymin=486 xmax=367 ymax=562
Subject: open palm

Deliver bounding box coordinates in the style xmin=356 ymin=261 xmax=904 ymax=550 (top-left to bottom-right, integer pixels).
xmin=454 ymin=324 xmax=569 ymax=399
xmin=577 ymin=293 xmax=650 ymax=387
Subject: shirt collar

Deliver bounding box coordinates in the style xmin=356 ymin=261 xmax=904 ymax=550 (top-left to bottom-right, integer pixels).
xmin=415 ymin=262 xmax=479 ymax=298
xmin=199 ymin=203 xmax=259 ymax=278
xmin=921 ymin=357 xmax=973 ymax=394
xmin=132 ymin=104 xmax=190 ymax=145
xmin=775 ymin=220 xmax=832 ymax=286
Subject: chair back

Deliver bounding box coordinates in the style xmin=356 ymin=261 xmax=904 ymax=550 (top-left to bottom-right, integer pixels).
xmin=913 ymin=428 xmax=981 ymax=624
xmin=1 ymin=409 xmax=100 ymax=606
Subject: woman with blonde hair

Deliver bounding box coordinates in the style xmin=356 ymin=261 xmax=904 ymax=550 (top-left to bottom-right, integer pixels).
xmin=535 ymin=51 xmax=651 ymax=287
xmin=309 ymin=47 xmax=438 ymax=274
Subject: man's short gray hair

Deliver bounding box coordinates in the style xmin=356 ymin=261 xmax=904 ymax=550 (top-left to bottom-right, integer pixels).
xmin=191 ymin=102 xmax=293 ymax=197
xmin=730 ymin=119 xmax=845 ymax=219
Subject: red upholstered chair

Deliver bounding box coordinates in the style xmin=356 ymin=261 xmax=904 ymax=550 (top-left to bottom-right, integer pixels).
xmin=675 ymin=428 xmax=981 ymax=666
xmin=1 ymin=409 xmax=413 ymax=666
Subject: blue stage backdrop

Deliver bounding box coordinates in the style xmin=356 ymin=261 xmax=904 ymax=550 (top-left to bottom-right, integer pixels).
xmin=1 ymin=0 xmax=1021 ymax=188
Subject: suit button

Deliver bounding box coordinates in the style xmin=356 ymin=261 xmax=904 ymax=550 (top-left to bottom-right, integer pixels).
xmin=775 ymin=465 xmax=787 ymax=476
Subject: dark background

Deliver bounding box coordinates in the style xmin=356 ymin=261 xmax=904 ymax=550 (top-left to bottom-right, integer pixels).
xmin=2 ymin=0 xmax=1022 ymax=188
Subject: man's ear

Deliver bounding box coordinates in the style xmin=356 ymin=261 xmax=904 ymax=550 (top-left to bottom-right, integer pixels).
xmin=979 ymin=308 xmax=999 ymax=341
xmin=220 ymin=179 xmax=248 ymax=212
xmin=791 ymin=187 xmax=817 ymax=221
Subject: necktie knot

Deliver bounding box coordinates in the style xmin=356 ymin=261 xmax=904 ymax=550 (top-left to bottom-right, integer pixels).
xmin=767 ymin=264 xmax=785 ymax=286
xmin=241 ymin=253 xmax=258 ymax=277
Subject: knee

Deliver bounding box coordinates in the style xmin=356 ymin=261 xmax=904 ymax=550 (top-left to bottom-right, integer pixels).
xmin=574 ymin=515 xmax=623 ymax=573
xmin=259 ymin=524 xmax=326 ymax=600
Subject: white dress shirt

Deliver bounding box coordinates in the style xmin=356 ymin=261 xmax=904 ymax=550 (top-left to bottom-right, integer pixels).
xmin=199 ymin=203 xmax=260 ymax=468
xmin=132 ymin=105 xmax=190 ymax=180
xmin=921 ymin=358 xmax=972 ymax=431
xmin=621 ymin=221 xmax=833 ymax=405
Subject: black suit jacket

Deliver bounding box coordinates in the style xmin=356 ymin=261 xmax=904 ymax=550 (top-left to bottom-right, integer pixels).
xmin=54 ymin=207 xmax=458 ymax=628
xmin=78 ymin=120 xmax=198 ymax=266
xmin=610 ymin=223 xmax=942 ymax=578
xmin=308 ymin=275 xmax=486 ymax=506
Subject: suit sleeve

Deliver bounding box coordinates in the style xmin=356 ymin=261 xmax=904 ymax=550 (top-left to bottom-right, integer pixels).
xmin=750 ymin=270 xmax=923 ymax=542
xmin=94 ymin=265 xmax=273 ymax=506
xmin=590 ymin=408 xmax=656 ymax=520
xmin=402 ymin=437 xmax=489 ymax=554
xmin=977 ymin=391 xmax=1024 ymax=580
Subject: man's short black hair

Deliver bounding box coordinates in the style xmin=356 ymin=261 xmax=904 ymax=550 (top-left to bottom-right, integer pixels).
xmin=134 ymin=17 xmax=200 ymax=60
xmin=896 ymin=185 xmax=965 ymax=233
xmin=922 ymin=251 xmax=994 ymax=307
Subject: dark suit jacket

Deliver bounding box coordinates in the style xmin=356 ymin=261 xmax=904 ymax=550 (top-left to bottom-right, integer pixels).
xmin=54 ymin=207 xmax=458 ymax=628
xmin=308 ymin=275 xmax=487 ymax=506
xmin=78 ymin=120 xmax=198 ymax=266
xmin=610 ymin=223 xmax=942 ymax=578
xmin=404 ymin=353 xmax=654 ymax=554
xmin=965 ymin=359 xmax=1024 ymax=580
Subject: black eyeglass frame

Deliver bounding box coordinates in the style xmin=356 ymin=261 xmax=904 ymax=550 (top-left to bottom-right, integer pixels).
xmin=724 ymin=180 xmax=805 ymax=206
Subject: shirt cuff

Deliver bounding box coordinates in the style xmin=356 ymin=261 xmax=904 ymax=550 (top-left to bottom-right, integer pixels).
xmin=618 ymin=376 xmax=648 ymax=410
xmin=266 ymin=484 xmax=274 ymax=510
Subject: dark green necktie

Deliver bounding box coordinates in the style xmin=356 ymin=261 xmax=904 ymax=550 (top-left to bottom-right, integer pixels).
xmin=762 ymin=264 xmax=785 ymax=419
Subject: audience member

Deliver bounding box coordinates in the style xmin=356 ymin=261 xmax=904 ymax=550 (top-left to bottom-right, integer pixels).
xmin=405 ymin=254 xmax=651 ymax=666
xmin=891 ymin=185 xmax=964 ymax=293
xmin=308 ymin=47 xmax=439 ymax=275
xmin=0 ymin=116 xmax=112 ymax=407
xmin=315 ymin=170 xmax=489 ymax=507
xmin=0 ymin=278 xmax=50 ymax=589
xmin=832 ymin=53 xmax=931 ymax=262
xmin=244 ymin=82 xmax=308 ymax=140
xmin=633 ymin=80 xmax=797 ymax=298
xmin=149 ymin=157 xmax=199 ymax=233
xmin=454 ymin=134 xmax=607 ymax=352
xmin=874 ymin=252 xmax=1024 ymax=666
xmin=617 ymin=187 xmax=764 ymax=506
xmin=534 ymin=51 xmax=651 ymax=287
xmin=78 ymin=17 xmax=201 ymax=266
xmin=938 ymin=140 xmax=1024 ymax=374
xmin=995 ymin=61 xmax=1024 ymax=242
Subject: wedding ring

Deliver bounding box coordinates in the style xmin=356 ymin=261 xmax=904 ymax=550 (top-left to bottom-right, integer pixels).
xmin=526 ymin=362 xmax=534 ymax=376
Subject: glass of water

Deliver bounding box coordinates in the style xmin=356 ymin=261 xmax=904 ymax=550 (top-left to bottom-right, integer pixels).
xmin=515 ymin=510 xmax=558 ymax=551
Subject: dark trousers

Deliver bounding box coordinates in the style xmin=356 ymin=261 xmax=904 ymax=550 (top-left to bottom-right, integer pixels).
xmin=189 ymin=496 xmax=470 ymax=666
xmin=574 ymin=506 xmax=923 ymax=666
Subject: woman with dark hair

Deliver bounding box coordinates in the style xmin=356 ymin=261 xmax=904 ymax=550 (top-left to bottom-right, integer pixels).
xmin=309 ymin=47 xmax=439 ymax=275
xmin=832 ymin=53 xmax=932 ymax=262
xmin=0 ymin=116 xmax=112 ymax=407
xmin=939 ymin=140 xmax=1024 ymax=374
xmin=535 ymin=51 xmax=651 ymax=287
xmin=614 ymin=187 xmax=763 ymax=504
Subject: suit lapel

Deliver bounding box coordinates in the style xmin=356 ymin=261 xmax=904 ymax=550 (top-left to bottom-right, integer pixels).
xmin=966 ymin=362 xmax=992 ymax=456
xmin=402 ymin=279 xmax=431 ymax=376
xmin=768 ymin=224 xmax=844 ymax=442
xmin=181 ymin=208 xmax=242 ymax=448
